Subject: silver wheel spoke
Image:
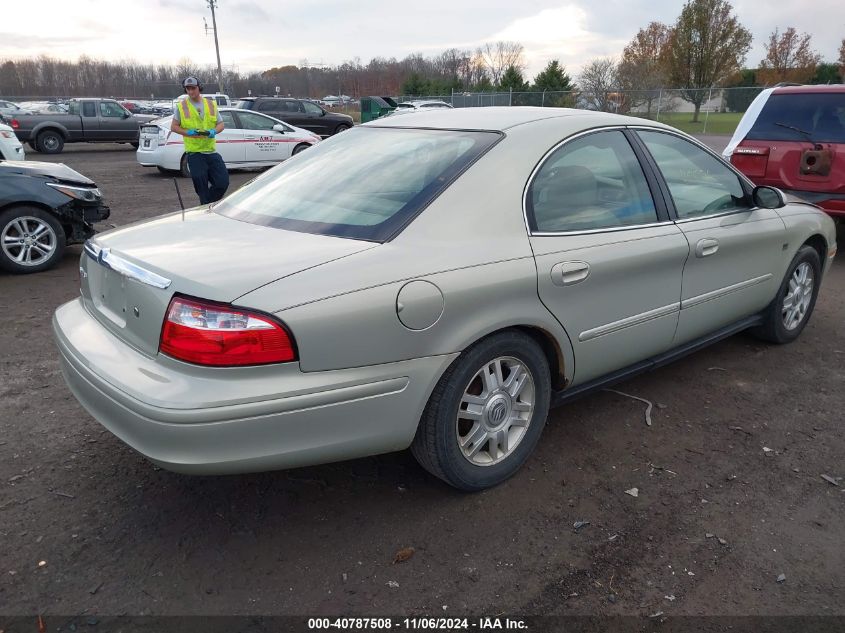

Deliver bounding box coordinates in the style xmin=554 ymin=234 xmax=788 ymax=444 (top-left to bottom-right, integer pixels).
xmin=512 ymin=401 xmax=532 ymax=413
xmin=462 ymin=424 xmax=488 ymax=457
xmin=31 ymin=242 xmax=52 ymax=256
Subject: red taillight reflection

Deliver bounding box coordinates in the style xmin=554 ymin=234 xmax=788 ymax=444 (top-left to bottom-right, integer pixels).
xmin=10 ymin=119 xmax=19 ymax=129
xmin=159 ymin=296 xmax=296 ymax=366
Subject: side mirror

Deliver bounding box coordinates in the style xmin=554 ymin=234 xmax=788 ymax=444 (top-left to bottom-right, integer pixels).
xmin=123 ymin=112 xmax=132 ymax=119
xmin=752 ymin=186 xmax=786 ymax=209
xmin=272 ymin=124 xmax=285 ymax=133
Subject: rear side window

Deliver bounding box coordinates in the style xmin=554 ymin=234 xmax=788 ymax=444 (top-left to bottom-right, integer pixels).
xmin=746 ymin=93 xmax=845 ymax=143
xmin=528 ymin=130 xmax=658 ymax=232
xmin=235 ymin=100 xmax=254 ymax=109
xmin=82 ymin=102 xmax=96 ymax=117
xmin=257 ymin=101 xmax=282 ymax=113
xmin=215 ymin=127 xmax=501 ymax=241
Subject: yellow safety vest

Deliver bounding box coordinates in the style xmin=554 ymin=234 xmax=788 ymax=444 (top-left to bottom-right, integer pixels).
xmin=179 ymin=97 xmax=218 ymax=153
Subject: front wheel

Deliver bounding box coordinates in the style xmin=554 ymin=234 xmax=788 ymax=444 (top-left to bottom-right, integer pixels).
xmin=292 ymin=143 xmax=310 ymax=156
xmin=0 ymin=206 xmax=66 ymax=274
xmin=334 ymin=123 xmax=351 ymax=134
xmin=411 ymin=331 xmax=551 ymax=491
xmin=753 ymin=245 xmax=821 ymax=344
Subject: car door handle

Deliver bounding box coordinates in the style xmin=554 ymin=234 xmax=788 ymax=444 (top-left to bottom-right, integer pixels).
xmin=551 ymin=261 xmax=590 ymax=287
xmin=695 ymin=238 xmax=719 ymax=258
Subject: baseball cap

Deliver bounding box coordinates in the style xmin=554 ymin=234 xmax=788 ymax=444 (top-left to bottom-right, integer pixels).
xmin=182 ymin=76 xmax=201 ymax=88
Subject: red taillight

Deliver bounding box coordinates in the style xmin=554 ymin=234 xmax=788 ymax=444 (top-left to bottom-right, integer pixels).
xmin=159 ymin=296 xmax=296 ymax=366
xmin=10 ymin=118 xmax=19 ymax=129
xmin=730 ymin=145 xmax=770 ymax=178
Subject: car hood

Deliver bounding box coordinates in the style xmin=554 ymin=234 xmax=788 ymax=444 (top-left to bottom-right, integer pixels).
xmin=90 ymin=208 xmax=378 ymax=303
xmin=132 ymin=114 xmax=158 ymax=123
xmin=0 ymin=161 xmax=94 ymax=185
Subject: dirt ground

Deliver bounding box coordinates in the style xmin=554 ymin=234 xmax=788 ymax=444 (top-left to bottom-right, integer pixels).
xmin=0 ymin=142 xmax=843 ymax=620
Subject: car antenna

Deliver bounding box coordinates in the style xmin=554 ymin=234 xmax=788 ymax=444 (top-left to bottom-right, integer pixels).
xmin=173 ymin=178 xmax=185 ymax=218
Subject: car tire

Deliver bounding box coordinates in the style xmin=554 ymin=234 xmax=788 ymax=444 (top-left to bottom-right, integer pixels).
xmin=292 ymin=143 xmax=310 ymax=156
xmin=179 ymin=154 xmax=190 ymax=178
xmin=0 ymin=206 xmax=66 ymax=274
xmin=334 ymin=124 xmax=351 ymax=134
xmin=28 ymin=141 xmax=39 ymax=152
xmin=753 ymin=245 xmax=821 ymax=344
xmin=411 ymin=330 xmax=551 ymax=491
xmin=36 ymin=129 xmax=64 ymax=154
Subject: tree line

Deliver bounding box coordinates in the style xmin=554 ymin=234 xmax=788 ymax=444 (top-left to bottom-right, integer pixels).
xmin=1 ymin=0 xmax=842 ymax=121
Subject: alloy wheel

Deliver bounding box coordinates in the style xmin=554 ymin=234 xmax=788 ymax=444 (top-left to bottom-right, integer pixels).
xmin=781 ymin=262 xmax=814 ymax=331
xmin=1 ymin=216 xmax=58 ymax=267
xmin=455 ymin=356 xmax=535 ymax=466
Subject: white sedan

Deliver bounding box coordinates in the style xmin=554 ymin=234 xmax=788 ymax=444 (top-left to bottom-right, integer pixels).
xmin=136 ymin=107 xmax=321 ymax=176
xmin=0 ymin=121 xmax=25 ymax=160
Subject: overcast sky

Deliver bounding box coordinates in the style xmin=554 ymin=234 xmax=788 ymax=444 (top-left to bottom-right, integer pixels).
xmin=1 ymin=0 xmax=842 ymax=80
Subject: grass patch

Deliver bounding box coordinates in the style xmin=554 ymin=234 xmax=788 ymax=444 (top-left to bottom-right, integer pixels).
xmin=628 ymin=111 xmax=743 ymax=136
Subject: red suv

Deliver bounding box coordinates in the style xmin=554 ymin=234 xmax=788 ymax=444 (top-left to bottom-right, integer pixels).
xmin=724 ymin=85 xmax=845 ymax=218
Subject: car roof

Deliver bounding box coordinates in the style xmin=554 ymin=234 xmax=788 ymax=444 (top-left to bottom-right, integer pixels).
xmin=367 ymin=106 xmax=673 ymax=132
xmin=772 ymin=84 xmax=845 ymax=95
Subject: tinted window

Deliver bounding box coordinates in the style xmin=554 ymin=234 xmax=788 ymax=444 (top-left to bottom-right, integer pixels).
xmin=528 ymin=130 xmax=657 ymax=232
xmin=256 ymin=101 xmax=282 ymax=113
xmin=638 ymin=130 xmax=749 ymax=219
xmin=302 ymin=101 xmax=323 ymax=115
xmin=215 ymin=127 xmax=500 ymax=241
xmin=747 ymin=93 xmax=845 ymax=143
xmin=236 ymin=111 xmax=275 ymax=130
xmin=82 ymin=102 xmax=96 ymax=117
xmin=236 ymin=99 xmax=255 ymax=109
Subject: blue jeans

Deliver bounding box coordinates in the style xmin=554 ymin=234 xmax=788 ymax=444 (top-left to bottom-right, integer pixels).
xmin=186 ymin=152 xmax=230 ymax=204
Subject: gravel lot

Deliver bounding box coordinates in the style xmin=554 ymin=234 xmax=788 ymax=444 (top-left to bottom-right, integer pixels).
xmin=1 ymin=141 xmax=843 ymax=620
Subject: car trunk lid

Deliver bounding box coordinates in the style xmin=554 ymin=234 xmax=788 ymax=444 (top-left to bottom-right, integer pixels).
xmin=80 ymin=209 xmax=377 ymax=357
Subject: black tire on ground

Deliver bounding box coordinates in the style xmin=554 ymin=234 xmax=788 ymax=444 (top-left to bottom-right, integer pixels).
xmin=28 ymin=141 xmax=39 ymax=152
xmin=179 ymin=154 xmax=190 ymax=178
xmin=334 ymin=124 xmax=351 ymax=134
xmin=752 ymin=245 xmax=822 ymax=344
xmin=156 ymin=166 xmax=174 ymax=175
xmin=0 ymin=206 xmax=66 ymax=274
xmin=411 ymin=330 xmax=551 ymax=491
xmin=36 ymin=129 xmax=64 ymax=154
xmin=292 ymin=143 xmax=310 ymax=155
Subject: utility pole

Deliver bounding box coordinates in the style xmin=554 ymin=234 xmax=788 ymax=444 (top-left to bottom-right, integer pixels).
xmin=204 ymin=0 xmax=224 ymax=93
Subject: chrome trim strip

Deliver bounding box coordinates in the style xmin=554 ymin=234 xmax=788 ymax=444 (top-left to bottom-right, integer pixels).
xmin=532 ymin=220 xmax=675 ymax=237
xmin=579 ymin=302 xmax=680 ymax=342
xmin=83 ymin=240 xmax=171 ymax=290
xmin=681 ymin=274 xmax=772 ymax=309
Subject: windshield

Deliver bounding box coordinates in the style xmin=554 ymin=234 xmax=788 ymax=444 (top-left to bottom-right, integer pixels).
xmin=215 ymin=126 xmax=501 ymax=241
xmin=747 ymin=93 xmax=845 ymax=143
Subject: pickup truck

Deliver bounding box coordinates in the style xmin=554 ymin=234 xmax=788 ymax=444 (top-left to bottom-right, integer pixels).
xmin=8 ymin=98 xmax=156 ymax=154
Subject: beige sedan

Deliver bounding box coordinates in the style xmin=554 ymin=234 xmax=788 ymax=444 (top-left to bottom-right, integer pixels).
xmin=53 ymin=108 xmax=837 ymax=490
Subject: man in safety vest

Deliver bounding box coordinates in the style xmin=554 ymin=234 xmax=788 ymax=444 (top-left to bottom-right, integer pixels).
xmin=170 ymin=76 xmax=229 ymax=204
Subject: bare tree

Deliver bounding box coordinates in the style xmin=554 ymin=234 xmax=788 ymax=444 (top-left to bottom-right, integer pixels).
xmin=757 ymin=28 xmax=821 ymax=85
xmin=665 ymin=0 xmax=752 ymax=121
xmin=578 ymin=58 xmax=620 ymax=112
xmin=838 ymin=38 xmax=845 ymax=81
xmin=479 ymin=41 xmax=525 ymax=86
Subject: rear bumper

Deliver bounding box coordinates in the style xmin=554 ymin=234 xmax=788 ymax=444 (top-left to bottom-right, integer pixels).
xmin=53 ymin=297 xmax=454 ymax=475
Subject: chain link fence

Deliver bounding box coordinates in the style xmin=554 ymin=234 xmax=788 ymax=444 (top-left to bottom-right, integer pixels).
xmin=394 ymin=87 xmax=769 ymax=135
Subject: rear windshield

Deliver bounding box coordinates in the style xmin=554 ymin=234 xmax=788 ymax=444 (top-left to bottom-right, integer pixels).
xmin=746 ymin=93 xmax=845 ymax=143
xmin=214 ymin=126 xmax=501 ymax=241
xmin=235 ymin=99 xmax=255 ymax=109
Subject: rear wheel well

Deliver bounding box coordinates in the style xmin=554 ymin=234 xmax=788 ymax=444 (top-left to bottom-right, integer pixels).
xmin=457 ymin=326 xmax=566 ymax=391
